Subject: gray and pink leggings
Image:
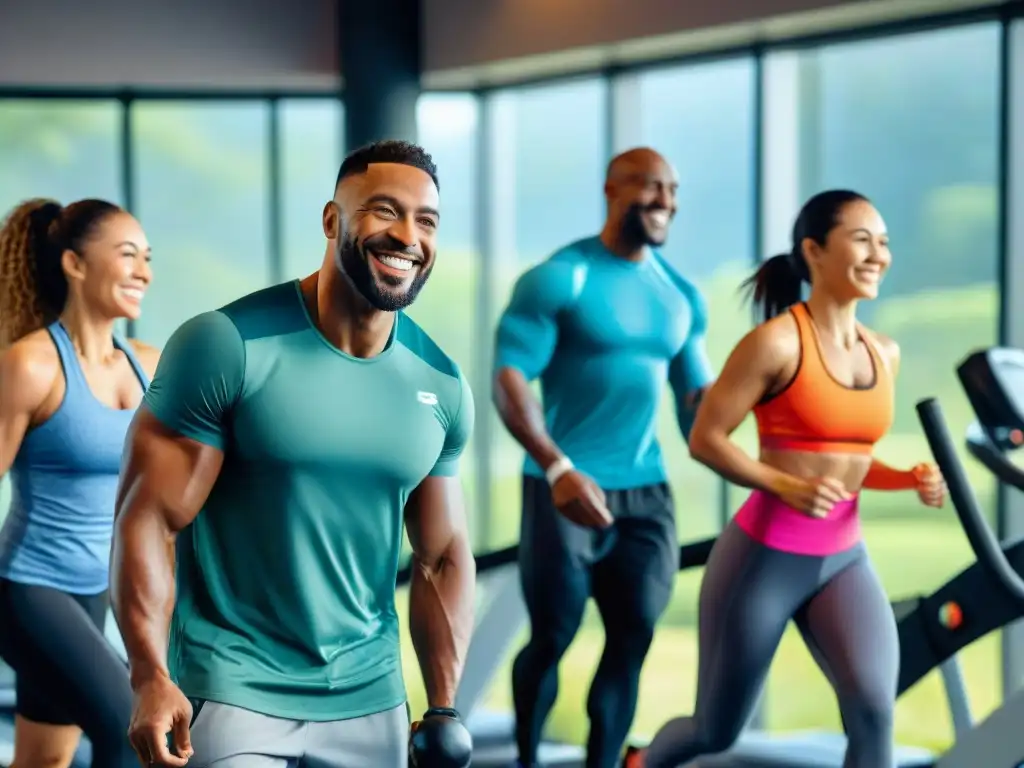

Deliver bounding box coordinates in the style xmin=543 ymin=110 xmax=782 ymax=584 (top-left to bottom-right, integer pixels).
xmin=644 ymin=519 xmax=899 ymax=768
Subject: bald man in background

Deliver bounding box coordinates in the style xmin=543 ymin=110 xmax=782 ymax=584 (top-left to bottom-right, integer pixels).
xmin=492 ymin=149 xmax=715 ymax=768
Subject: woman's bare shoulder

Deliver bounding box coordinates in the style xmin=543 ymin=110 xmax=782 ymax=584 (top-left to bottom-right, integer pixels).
xmin=127 ymin=338 xmax=161 ymax=379
xmin=0 ymin=331 xmax=60 ymax=410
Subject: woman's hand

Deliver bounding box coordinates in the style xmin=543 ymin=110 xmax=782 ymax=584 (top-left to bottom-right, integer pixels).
xmin=913 ymin=462 xmax=947 ymax=508
xmin=775 ymin=475 xmax=853 ymax=519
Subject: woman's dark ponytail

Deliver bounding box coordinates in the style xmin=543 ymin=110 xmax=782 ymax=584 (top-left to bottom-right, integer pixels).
xmin=745 ymin=188 xmax=870 ymax=323
xmin=743 ymin=249 xmax=807 ymax=322
xmin=27 ymin=201 xmax=67 ymax=318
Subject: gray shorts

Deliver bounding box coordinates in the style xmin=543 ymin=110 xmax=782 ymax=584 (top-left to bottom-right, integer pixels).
xmin=187 ymin=699 xmax=409 ymax=768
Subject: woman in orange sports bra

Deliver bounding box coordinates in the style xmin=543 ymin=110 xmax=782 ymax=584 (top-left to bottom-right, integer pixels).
xmin=625 ymin=190 xmax=946 ymax=768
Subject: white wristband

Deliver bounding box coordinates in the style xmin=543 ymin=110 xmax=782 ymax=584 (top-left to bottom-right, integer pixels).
xmin=545 ymin=456 xmax=575 ymax=486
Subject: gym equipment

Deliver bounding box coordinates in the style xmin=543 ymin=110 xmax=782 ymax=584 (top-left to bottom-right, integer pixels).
xmin=910 ymin=347 xmax=1024 ymax=767
xmin=408 ymin=708 xmax=473 ymax=767
xmin=961 ymin=347 xmax=1024 ymax=490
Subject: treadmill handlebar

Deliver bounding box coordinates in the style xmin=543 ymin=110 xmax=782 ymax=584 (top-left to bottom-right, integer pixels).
xmin=917 ymin=398 xmax=1024 ymax=607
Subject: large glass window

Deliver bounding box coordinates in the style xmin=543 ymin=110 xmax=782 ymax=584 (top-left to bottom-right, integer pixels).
xmin=280 ymin=98 xmax=345 ymax=281
xmin=0 ymin=101 xmax=122 ymax=214
xmin=0 ymin=100 xmax=123 ymax=523
xmin=131 ymin=101 xmax=273 ymax=346
xmin=761 ymin=23 xmax=1002 ymax=750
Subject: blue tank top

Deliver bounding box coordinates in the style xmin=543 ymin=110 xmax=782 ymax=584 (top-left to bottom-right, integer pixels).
xmin=0 ymin=322 xmax=149 ymax=594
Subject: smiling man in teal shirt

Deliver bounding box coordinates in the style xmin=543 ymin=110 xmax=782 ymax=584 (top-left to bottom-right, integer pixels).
xmin=111 ymin=140 xmax=476 ymax=768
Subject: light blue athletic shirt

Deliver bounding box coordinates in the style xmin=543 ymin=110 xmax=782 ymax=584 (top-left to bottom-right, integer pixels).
xmin=0 ymin=322 xmax=149 ymax=594
xmin=493 ymin=236 xmax=713 ymax=490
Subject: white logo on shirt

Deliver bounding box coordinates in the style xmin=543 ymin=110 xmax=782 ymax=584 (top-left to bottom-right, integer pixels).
xmin=417 ymin=391 xmax=438 ymax=405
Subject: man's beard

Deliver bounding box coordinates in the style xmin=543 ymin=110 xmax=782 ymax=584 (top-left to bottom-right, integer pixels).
xmin=337 ymin=232 xmax=432 ymax=312
xmin=621 ymin=202 xmax=669 ymax=247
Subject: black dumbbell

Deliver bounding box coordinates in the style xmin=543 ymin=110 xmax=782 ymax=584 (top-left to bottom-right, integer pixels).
xmin=409 ymin=707 xmax=472 ymax=767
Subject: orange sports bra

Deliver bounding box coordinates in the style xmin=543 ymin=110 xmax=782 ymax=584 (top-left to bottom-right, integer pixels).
xmin=753 ymin=302 xmax=894 ymax=456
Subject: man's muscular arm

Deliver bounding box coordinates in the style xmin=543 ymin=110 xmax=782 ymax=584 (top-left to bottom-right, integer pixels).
xmin=405 ymin=476 xmax=475 ymax=708
xmin=407 ymin=370 xmax=476 ymax=708
xmin=667 ymin=278 xmax=715 ymax=440
xmin=493 ymin=368 xmax=563 ymax=471
xmin=112 ymin=413 xmax=222 ymax=685
xmin=492 ymin=260 xmax=574 ymax=472
xmin=111 ymin=311 xmax=244 ymax=687
xmin=493 ymin=258 xmax=612 ymax=526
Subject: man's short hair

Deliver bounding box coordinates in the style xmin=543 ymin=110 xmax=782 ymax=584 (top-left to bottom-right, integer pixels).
xmin=335 ymin=140 xmax=439 ymax=191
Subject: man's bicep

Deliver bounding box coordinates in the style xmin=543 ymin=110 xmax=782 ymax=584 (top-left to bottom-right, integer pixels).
xmin=405 ymin=475 xmax=468 ymax=562
xmin=669 ymin=335 xmax=714 ymax=400
xmin=118 ymin=409 xmax=225 ymax=533
xmin=143 ymin=311 xmax=245 ymax=450
xmin=493 ymin=263 xmax=573 ymax=381
xmin=669 ymin=280 xmax=715 ymax=398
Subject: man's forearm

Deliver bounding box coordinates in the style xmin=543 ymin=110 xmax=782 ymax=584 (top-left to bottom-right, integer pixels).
xmin=408 ymin=533 xmax=476 ymax=709
xmin=674 ymin=386 xmax=708 ymax=441
xmin=110 ymin=510 xmax=178 ymax=688
xmin=493 ymin=367 xmax=562 ymax=470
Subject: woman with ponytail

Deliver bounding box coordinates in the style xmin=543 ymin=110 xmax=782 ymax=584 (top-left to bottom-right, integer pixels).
xmin=0 ymin=198 xmax=159 ymax=768
xmin=625 ymin=191 xmax=946 ymax=768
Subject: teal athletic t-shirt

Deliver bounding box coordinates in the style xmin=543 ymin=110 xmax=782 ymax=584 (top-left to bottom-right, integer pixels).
xmin=142 ymin=280 xmax=474 ymax=721
xmin=494 ymin=236 xmax=712 ymax=490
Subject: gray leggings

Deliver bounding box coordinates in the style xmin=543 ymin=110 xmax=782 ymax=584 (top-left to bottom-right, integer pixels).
xmin=645 ymin=522 xmax=899 ymax=768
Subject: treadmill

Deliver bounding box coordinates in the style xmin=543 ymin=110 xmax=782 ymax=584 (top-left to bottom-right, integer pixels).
xmin=913 ymin=346 xmax=1024 ymax=767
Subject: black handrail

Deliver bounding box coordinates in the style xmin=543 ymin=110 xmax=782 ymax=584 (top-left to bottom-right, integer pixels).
xmin=396 ymin=536 xmax=717 ymax=587
xmin=917 ymin=398 xmax=1024 ymax=607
